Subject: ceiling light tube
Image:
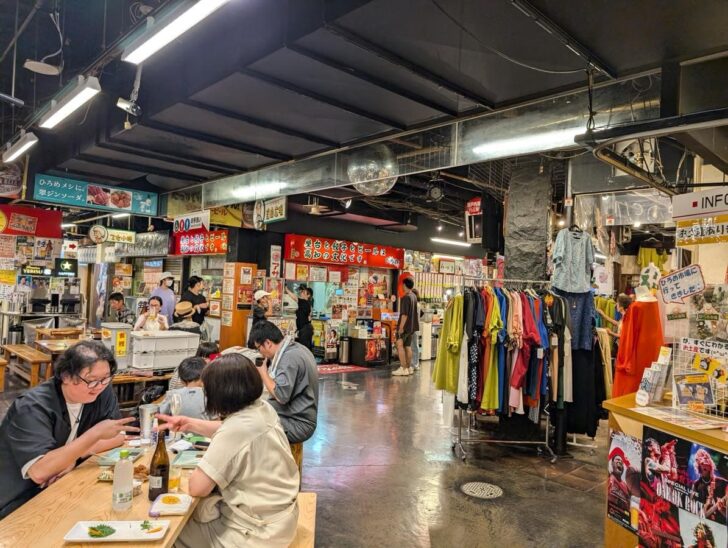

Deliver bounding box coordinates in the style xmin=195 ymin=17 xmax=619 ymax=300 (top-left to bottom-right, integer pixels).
xmin=61 ymin=223 xmax=74 ymax=228
xmin=112 ymin=213 xmax=130 ymax=219
xmin=2 ymin=131 xmax=39 ymax=163
xmin=122 ymin=0 xmax=230 ymax=64
xmin=431 ymin=237 xmax=471 ymax=248
xmin=39 ymin=76 xmax=101 ymax=129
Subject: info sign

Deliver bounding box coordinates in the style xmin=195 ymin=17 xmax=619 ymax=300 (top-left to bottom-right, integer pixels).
xmin=658 ymin=265 xmax=705 ymax=304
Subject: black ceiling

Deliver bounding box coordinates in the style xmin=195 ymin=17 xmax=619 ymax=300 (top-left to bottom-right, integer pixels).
xmin=3 ymin=0 xmax=728 ymax=211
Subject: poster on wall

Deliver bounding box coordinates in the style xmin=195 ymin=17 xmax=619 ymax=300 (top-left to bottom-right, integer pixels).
xmin=222 ymin=278 xmax=234 ymax=295
xmin=239 ymin=267 xmax=253 ymax=286
xmin=0 ymin=235 xmax=15 ymax=258
xmin=310 ymin=266 xmax=327 ymax=282
xmin=296 ymin=264 xmax=309 ymax=282
xmin=237 ymin=287 xmax=253 ymax=308
xmin=222 ymin=294 xmax=234 ymax=311
xmin=0 ymin=161 xmax=24 ymax=199
xmin=607 ymin=430 xmax=642 ymax=532
xmin=638 ymin=426 xmax=728 ymax=547
xmin=270 ymin=245 xmax=282 ymax=278
xmin=284 ymin=262 xmax=295 ymax=281
xmin=208 ymin=300 xmax=221 ymax=317
xmin=223 ymin=262 xmax=235 ymax=278
xmin=15 ymin=236 xmax=34 ymax=261
xmin=329 ymin=270 xmax=341 ymax=284
xmin=221 ymin=311 xmax=233 ymax=327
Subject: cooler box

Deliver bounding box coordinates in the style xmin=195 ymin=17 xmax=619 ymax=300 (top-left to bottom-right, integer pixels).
xmin=130 ymin=331 xmax=200 ymax=371
xmin=101 ymin=322 xmax=133 ymax=369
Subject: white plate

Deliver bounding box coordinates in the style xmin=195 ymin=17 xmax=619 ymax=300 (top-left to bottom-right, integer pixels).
xmin=150 ymin=494 xmax=193 ymax=516
xmin=63 ymin=520 xmax=170 ymax=543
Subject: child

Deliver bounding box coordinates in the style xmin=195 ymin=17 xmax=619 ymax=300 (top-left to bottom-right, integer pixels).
xmin=159 ymin=357 xmax=208 ymax=419
xmin=169 ymin=342 xmax=220 ymax=390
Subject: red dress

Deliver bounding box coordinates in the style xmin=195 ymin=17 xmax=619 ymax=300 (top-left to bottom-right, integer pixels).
xmin=613 ymin=300 xmax=664 ymax=397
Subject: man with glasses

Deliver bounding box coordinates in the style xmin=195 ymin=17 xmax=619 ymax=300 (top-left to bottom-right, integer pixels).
xmin=0 ymin=341 xmax=137 ymax=519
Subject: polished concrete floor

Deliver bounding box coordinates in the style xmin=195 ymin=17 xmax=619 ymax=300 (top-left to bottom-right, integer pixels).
xmin=304 ymin=361 xmax=607 ymax=548
xmin=0 ymin=362 xmax=608 ymax=547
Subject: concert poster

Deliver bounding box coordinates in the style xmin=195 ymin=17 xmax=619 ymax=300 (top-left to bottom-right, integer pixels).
xmin=638 ymin=426 xmax=728 ymax=548
xmin=607 ymin=430 xmax=642 ymax=532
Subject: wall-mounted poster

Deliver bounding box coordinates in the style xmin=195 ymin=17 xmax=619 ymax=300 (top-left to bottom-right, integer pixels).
xmin=638 ymin=426 xmax=728 ymax=547
xmin=240 ymin=267 xmax=253 ymax=286
xmin=208 ymin=300 xmax=221 ymax=317
xmin=221 ymin=310 xmax=233 ymax=327
xmin=222 ymin=278 xmax=234 ymax=295
xmin=0 ymin=235 xmax=15 ymax=258
xmin=296 ymin=264 xmax=309 ymax=282
xmin=607 ymin=430 xmax=642 ymax=532
xmin=328 ymin=270 xmax=341 ymax=284
xmin=284 ymin=262 xmax=296 ymax=280
xmin=222 ymin=294 xmax=233 ymax=311
xmin=237 ymin=287 xmax=253 ymax=309
xmin=270 ymin=245 xmax=282 ymax=278
xmin=310 ymin=266 xmax=327 ymax=282
xmin=223 ymin=262 xmax=235 ymax=278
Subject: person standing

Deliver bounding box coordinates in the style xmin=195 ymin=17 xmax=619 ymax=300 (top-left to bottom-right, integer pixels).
xmin=410 ymin=288 xmax=421 ymax=371
xmin=179 ymin=276 xmax=209 ymax=326
xmin=108 ymin=292 xmax=135 ymax=326
xmin=392 ymin=277 xmax=419 ymax=376
xmin=285 ymin=285 xmax=313 ymax=351
xmin=247 ymin=290 xmax=271 ymax=348
xmin=150 ymin=272 xmax=176 ymax=326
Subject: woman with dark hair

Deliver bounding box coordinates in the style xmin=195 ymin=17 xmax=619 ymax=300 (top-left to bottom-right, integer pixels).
xmin=133 ymin=296 xmax=169 ymax=331
xmin=285 ymin=284 xmax=314 ymax=350
xmin=0 ymin=341 xmax=137 ymax=518
xmin=150 ymin=271 xmax=176 ymax=325
xmin=178 ymin=275 xmax=209 ymax=325
xmin=158 ymin=354 xmax=299 ymax=547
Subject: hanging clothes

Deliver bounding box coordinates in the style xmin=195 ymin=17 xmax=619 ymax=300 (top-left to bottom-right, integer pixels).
xmin=637 ymin=246 xmax=668 ymax=274
xmin=613 ymin=299 xmax=664 ymax=397
xmin=432 ymin=295 xmax=464 ymax=394
xmin=481 ymin=290 xmax=503 ymax=411
xmin=552 ymin=228 xmax=595 ymax=293
xmin=552 ymin=288 xmax=595 ymax=351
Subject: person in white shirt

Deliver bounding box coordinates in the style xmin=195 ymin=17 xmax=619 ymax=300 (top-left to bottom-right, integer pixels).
xmin=134 ymin=296 xmax=169 ymax=331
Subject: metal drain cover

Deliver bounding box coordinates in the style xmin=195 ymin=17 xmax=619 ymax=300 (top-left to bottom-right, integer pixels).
xmin=460 ymin=482 xmax=503 ymax=500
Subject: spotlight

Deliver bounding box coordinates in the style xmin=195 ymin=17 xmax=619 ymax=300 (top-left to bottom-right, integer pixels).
xmin=343 ymin=199 xmax=352 ymax=209
xmin=458 ymin=231 xmax=464 ymax=237
xmin=633 ymin=221 xmax=641 ymax=228
xmin=116 ymin=97 xmax=142 ymax=117
xmin=558 ymin=219 xmax=566 ymax=227
xmin=436 ymin=224 xmax=443 ymax=232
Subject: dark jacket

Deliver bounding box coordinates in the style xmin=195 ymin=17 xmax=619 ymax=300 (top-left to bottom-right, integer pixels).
xmin=0 ymin=380 xmax=120 ymax=519
xmin=178 ymin=290 xmax=208 ymax=325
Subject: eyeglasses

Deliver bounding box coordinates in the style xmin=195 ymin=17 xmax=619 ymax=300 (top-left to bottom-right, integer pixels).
xmin=76 ymin=375 xmax=113 ymax=389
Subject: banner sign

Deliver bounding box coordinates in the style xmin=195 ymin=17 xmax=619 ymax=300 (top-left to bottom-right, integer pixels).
xmin=34 ymin=173 xmax=158 ymax=216
xmin=270 ymin=245 xmax=282 ymax=278
xmin=174 ymin=229 xmax=228 ymax=255
xmin=88 ymin=225 xmax=136 ymax=245
xmin=676 ymin=214 xmax=728 ymax=246
xmin=658 ymin=265 xmax=705 ymax=304
xmin=209 ymin=205 xmax=243 ymax=227
xmin=115 ymin=231 xmax=170 ymax=258
xmin=54 ymin=258 xmax=78 ymax=277
xmin=173 ymin=210 xmax=210 ymax=233
xmin=21 ymin=264 xmax=52 ymax=276
xmin=284 ymin=234 xmax=404 ymax=269
xmin=680 ymin=337 xmax=728 ymax=359
xmin=672 ymin=186 xmax=728 ymax=220
xmin=263 ymin=196 xmax=287 ymax=224
xmin=465 ymin=197 xmax=481 ymax=215
xmin=0 ymin=204 xmax=61 ymax=238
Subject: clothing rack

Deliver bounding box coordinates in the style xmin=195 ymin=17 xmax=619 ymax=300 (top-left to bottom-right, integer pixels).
xmin=451 ymin=276 xmax=557 ymax=463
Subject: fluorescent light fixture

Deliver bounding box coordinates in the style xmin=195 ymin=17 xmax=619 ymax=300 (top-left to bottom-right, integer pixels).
xmin=431 ymin=237 xmax=471 ymax=248
xmin=232 ymin=181 xmax=287 ymax=202
xmin=61 ymin=223 xmax=74 ymax=228
xmin=433 ymin=253 xmax=465 ymax=261
xmin=343 ymin=199 xmax=352 ymax=209
xmin=112 ymin=213 xmax=130 ymax=219
xmin=122 ymin=0 xmax=230 ymax=64
xmin=472 ymin=127 xmax=581 ymax=159
xmin=39 ymin=76 xmax=101 ymax=129
xmin=2 ymin=131 xmax=38 ymax=163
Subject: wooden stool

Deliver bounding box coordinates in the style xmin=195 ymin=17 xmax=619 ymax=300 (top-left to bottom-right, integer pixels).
xmin=290 ymin=442 xmax=303 ymax=475
xmin=2 ymin=344 xmax=53 ymax=388
xmin=289 ymin=492 xmax=316 ymax=548
xmin=0 ymin=357 xmax=8 ymax=393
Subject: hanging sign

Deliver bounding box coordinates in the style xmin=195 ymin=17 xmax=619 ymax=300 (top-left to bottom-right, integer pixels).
xmin=174 ymin=229 xmax=228 ymax=255
xmin=263 ymin=196 xmax=287 ymax=224
xmin=209 ymin=205 xmax=243 ymax=227
xmin=34 ymin=174 xmax=157 ymax=215
xmin=173 ymin=210 xmax=210 ymax=233
xmin=21 ymin=264 xmax=52 ymax=276
xmin=672 ymin=186 xmax=728 ymax=220
xmin=0 ymin=162 xmax=24 ymax=199
xmin=77 ymin=246 xmax=98 ymax=264
xmin=88 ymin=225 xmax=136 ymax=244
xmin=54 ymin=258 xmax=78 ymax=278
xmin=465 ymin=197 xmax=481 ymax=215
xmin=270 ymin=245 xmax=282 ymax=278
xmin=115 ymin=231 xmax=170 ymax=258
xmin=676 ymin=214 xmax=728 ymax=246
xmin=658 ymin=265 xmax=705 ymax=304
xmin=284 ymin=234 xmax=404 ymax=269
xmin=0 ymin=204 xmax=61 ymax=238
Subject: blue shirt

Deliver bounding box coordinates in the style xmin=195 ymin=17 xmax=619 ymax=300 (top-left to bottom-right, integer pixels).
xmin=552 ymin=229 xmax=594 ymax=293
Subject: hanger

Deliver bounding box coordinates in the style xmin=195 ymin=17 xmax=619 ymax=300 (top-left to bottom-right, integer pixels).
xmin=569 ymin=224 xmax=582 ymax=232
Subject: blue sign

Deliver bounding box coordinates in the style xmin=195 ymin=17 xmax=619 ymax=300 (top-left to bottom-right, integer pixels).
xmin=33 ymin=174 xmax=158 ymax=216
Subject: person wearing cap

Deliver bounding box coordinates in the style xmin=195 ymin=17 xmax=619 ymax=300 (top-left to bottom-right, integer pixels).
xmin=169 ymin=302 xmax=202 ymax=336
xmin=150 ymin=272 xmax=176 ymax=326
xmin=608 ymin=446 xmax=631 ymax=517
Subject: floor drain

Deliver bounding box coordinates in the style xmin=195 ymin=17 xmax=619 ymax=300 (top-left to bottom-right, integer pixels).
xmin=460 ymin=482 xmax=503 ymax=500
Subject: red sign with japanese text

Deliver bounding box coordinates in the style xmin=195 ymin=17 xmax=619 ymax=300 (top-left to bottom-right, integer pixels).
xmin=0 ymin=204 xmax=61 ymax=238
xmin=284 ymin=234 xmax=404 ymax=269
xmin=465 ymin=197 xmax=481 ymax=215
xmin=174 ymin=229 xmax=228 ymax=255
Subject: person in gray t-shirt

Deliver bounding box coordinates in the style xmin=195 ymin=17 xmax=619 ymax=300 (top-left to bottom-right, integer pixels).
xmin=393 ymin=277 xmax=419 ymax=376
xmin=158 ymin=357 xmax=208 ymax=419
xmin=249 ymin=321 xmax=319 ymax=444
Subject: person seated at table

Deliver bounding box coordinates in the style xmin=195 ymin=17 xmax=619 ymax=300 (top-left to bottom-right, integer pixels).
xmin=0 ymin=341 xmax=137 ymax=519
xmin=169 ymin=342 xmax=220 ymax=390
xmin=169 ymin=301 xmax=202 ymax=336
xmin=108 ymin=292 xmax=135 ymax=326
xmin=158 ymin=357 xmax=208 ymax=420
xmin=158 ymin=354 xmax=299 ymax=548
xmin=133 ymin=296 xmax=168 ymax=331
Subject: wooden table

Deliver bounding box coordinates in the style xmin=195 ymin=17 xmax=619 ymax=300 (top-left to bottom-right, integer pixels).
xmin=0 ymin=447 xmax=198 ymax=548
xmin=35 ymin=327 xmax=85 ymax=340
xmin=1 ymin=344 xmax=53 ymax=389
xmin=35 ymin=338 xmax=81 ymax=357
xmin=113 ymin=373 xmax=174 ymax=408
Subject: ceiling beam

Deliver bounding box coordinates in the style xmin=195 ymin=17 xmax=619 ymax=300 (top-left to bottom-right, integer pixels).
xmin=75 ymin=154 xmax=205 ymax=182
xmin=96 ymin=141 xmax=236 ymax=175
xmin=510 ymin=0 xmax=617 ymax=79
xmin=286 ymin=44 xmax=459 ymax=117
xmin=140 ymin=119 xmax=292 ymax=161
xmin=48 ymin=168 xmax=143 ymax=188
xmin=325 ymin=23 xmax=495 ymax=109
xmin=240 ymin=68 xmax=406 ymax=130
xmin=182 ymin=100 xmax=338 ymax=147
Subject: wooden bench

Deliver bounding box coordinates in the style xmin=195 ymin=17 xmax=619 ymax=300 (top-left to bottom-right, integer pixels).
xmin=35 ymin=327 xmax=84 ymax=341
xmin=1 ymin=344 xmax=53 ymax=389
xmin=290 ymin=492 xmax=316 ymax=548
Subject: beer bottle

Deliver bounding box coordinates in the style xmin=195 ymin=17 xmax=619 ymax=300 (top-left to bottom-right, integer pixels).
xmin=148 ymin=425 xmax=169 ymax=501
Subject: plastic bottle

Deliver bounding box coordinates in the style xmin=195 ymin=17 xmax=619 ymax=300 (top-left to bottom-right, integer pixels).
xmin=112 ymin=449 xmax=134 ymax=511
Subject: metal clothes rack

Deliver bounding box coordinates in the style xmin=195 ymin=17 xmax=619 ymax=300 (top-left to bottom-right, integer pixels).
xmin=451 ymin=276 xmax=557 ymax=463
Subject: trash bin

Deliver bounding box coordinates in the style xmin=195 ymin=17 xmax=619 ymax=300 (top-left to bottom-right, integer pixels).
xmin=338 ymin=337 xmax=350 ymax=364
xmin=8 ymin=324 xmax=23 ymax=345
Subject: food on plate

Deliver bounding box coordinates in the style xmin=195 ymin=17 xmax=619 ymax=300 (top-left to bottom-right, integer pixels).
xmin=110 ymin=190 xmax=132 ymax=209
xmin=97 ymin=469 xmax=114 ymax=482
xmin=141 ymin=520 xmax=162 ymax=534
xmin=88 ymin=524 xmax=115 ymax=538
xmin=161 ymin=495 xmax=180 ymax=505
xmin=134 ymin=464 xmax=149 ymax=481
xmin=87 ymin=185 xmax=110 ymax=206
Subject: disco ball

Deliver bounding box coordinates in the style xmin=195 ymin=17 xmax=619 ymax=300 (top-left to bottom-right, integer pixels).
xmin=347 ymin=144 xmax=399 ymax=196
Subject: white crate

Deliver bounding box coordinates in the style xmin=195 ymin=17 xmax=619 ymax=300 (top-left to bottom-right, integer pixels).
xmin=130 ymin=331 xmax=200 ymax=370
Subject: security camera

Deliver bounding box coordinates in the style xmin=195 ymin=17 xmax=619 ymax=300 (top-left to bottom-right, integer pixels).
xmin=116 ymin=97 xmax=142 ymax=117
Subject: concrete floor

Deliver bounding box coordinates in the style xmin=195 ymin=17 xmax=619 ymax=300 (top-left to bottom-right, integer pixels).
xmin=304 ymin=361 xmax=607 ymax=548
xmin=0 ymin=361 xmax=608 ymax=547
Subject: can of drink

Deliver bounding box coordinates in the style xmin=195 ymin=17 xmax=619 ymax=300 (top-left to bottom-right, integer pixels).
xmin=139 ymin=404 xmax=159 ymax=445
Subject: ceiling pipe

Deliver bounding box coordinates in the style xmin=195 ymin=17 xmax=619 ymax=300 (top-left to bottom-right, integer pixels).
xmin=0 ymin=0 xmax=43 ymax=64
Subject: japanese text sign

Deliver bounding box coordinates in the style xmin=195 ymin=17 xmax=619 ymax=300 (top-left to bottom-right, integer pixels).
xmin=173 ymin=210 xmax=210 ymax=233
xmin=89 ymin=225 xmax=136 ymax=244
xmin=659 ymin=265 xmax=705 ymax=304
xmin=174 ymin=229 xmax=228 ymax=255
xmin=284 ymin=234 xmax=404 ymax=269
xmin=680 ymin=337 xmax=728 ymax=360
xmin=34 ymin=173 xmax=158 ymax=216
xmin=676 ymin=214 xmax=728 ymax=246
xmin=0 ymin=204 xmax=61 ymax=238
